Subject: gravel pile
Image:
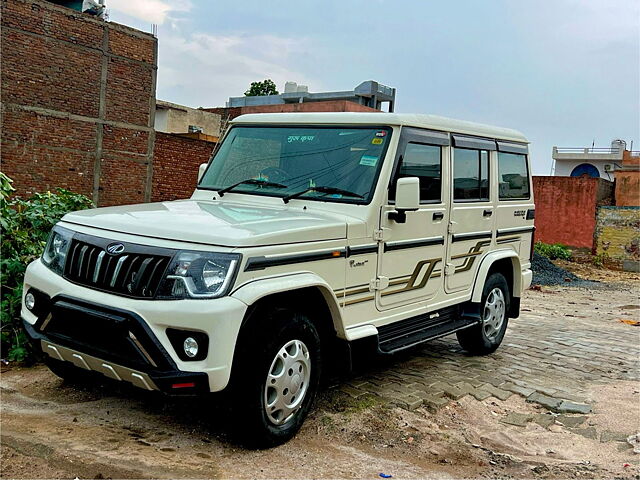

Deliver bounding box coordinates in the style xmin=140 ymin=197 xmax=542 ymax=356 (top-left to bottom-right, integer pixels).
xmin=531 ymin=253 xmax=593 ymax=287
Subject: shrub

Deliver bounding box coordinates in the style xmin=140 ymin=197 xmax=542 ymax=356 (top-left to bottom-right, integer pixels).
xmin=1 ymin=173 xmax=93 ymax=362
xmin=534 ymin=241 xmax=572 ymax=261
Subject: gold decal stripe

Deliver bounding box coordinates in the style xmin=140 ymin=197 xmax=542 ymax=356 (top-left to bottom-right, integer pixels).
xmin=497 ymin=235 xmax=521 ymax=244
xmin=340 ymin=239 xmax=492 ymax=307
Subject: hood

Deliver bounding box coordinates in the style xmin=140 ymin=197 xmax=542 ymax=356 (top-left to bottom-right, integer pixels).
xmin=61 ymin=200 xmax=351 ymax=247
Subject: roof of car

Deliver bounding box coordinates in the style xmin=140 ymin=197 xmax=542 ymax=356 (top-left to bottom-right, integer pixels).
xmin=231 ymin=112 xmax=528 ymax=144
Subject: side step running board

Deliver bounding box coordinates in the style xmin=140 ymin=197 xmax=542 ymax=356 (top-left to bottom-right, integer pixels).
xmin=376 ymin=306 xmax=480 ymax=354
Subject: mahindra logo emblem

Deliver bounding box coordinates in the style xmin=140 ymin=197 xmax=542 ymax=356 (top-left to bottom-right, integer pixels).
xmin=106 ymin=243 xmax=125 ymax=255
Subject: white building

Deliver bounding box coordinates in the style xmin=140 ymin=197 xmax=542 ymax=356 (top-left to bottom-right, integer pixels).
xmin=551 ymin=139 xmax=628 ymax=180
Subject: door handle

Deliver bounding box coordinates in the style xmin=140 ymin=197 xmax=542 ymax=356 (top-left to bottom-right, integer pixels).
xmin=483 ymin=209 xmax=493 ymax=217
xmin=432 ymin=212 xmax=444 ymax=221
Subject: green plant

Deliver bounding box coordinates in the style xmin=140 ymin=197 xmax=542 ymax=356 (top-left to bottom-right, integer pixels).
xmin=592 ymin=252 xmax=607 ymax=268
xmin=1 ymin=173 xmax=93 ymax=362
xmin=244 ymin=79 xmax=279 ymax=96
xmin=533 ymin=241 xmax=572 ymax=261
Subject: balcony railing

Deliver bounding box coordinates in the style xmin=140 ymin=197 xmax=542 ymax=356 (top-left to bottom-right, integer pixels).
xmin=554 ymin=147 xmax=623 ymax=154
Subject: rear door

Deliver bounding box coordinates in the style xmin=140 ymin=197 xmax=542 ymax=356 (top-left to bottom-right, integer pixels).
xmin=445 ymin=135 xmax=496 ymax=293
xmin=495 ymin=142 xmax=535 ymax=259
xmin=376 ymin=128 xmax=449 ymax=311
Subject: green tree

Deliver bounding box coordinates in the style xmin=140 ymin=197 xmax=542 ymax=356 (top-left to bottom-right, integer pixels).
xmin=244 ymin=79 xmax=279 ymax=96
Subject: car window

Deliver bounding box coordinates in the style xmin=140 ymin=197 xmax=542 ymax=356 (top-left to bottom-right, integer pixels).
xmin=390 ymin=143 xmax=441 ymax=202
xmin=453 ymin=148 xmax=489 ymax=202
xmin=498 ymin=152 xmax=530 ymax=199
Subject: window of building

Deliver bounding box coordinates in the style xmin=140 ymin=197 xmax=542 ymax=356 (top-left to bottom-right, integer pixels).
xmin=391 ymin=143 xmax=442 ymax=202
xmin=453 ymin=148 xmax=489 ymax=201
xmin=498 ymin=152 xmax=530 ymax=199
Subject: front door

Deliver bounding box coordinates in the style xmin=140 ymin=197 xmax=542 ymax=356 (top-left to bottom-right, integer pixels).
xmin=445 ymin=136 xmax=496 ymax=293
xmin=376 ymin=128 xmax=449 ymax=311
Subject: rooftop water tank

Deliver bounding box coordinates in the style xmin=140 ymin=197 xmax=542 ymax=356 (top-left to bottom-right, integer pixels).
xmin=611 ymin=139 xmax=626 ymax=153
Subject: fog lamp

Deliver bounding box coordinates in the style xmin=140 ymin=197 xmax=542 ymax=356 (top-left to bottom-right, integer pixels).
xmin=183 ymin=337 xmax=199 ymax=358
xmin=25 ymin=291 xmax=36 ymax=311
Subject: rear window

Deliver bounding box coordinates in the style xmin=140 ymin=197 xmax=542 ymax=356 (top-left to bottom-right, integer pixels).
xmin=498 ymin=152 xmax=530 ymax=199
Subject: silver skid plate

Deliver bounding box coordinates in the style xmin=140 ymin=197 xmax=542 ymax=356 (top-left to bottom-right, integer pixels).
xmin=41 ymin=340 xmax=158 ymax=391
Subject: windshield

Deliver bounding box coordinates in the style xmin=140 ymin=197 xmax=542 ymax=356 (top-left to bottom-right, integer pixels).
xmin=198 ymin=126 xmax=393 ymax=204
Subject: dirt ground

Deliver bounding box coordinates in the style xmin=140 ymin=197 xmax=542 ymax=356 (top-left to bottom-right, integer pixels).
xmin=1 ymin=265 xmax=639 ymax=479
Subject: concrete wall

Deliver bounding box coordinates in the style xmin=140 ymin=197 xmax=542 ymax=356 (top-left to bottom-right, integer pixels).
xmin=595 ymin=207 xmax=640 ymax=271
xmin=533 ymin=176 xmax=614 ymax=250
xmin=155 ymin=100 xmax=221 ymax=137
xmin=1 ymin=0 xmax=158 ymax=206
xmin=151 ymin=133 xmax=214 ymax=202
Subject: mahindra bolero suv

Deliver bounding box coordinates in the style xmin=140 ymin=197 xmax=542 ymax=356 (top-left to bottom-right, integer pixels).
xmin=22 ymin=112 xmax=534 ymax=446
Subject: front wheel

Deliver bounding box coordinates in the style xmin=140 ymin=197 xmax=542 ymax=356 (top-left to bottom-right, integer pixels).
xmin=229 ymin=306 xmax=321 ymax=448
xmin=457 ymin=272 xmax=510 ymax=355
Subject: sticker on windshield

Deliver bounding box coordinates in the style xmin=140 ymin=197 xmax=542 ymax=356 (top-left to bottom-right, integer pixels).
xmin=371 ymin=138 xmax=383 ymax=145
xmin=375 ymin=131 xmax=387 ymax=137
xmin=359 ymin=155 xmax=378 ymax=167
xmin=287 ymin=135 xmax=316 ymax=143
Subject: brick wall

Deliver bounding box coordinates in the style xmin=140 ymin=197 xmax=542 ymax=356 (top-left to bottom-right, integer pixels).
xmin=1 ymin=0 xmax=157 ymax=206
xmin=595 ymin=207 xmax=640 ymax=271
xmin=151 ymin=133 xmax=214 ymax=202
xmin=533 ymin=176 xmax=614 ymax=250
xmin=615 ymin=151 xmax=640 ymax=207
xmin=205 ymin=100 xmax=379 ymax=123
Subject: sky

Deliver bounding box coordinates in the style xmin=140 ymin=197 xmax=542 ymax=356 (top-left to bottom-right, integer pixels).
xmin=107 ymin=0 xmax=639 ymax=175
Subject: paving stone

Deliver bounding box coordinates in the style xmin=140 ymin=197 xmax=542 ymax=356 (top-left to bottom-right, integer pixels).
xmin=501 ymin=412 xmax=533 ymax=427
xmin=600 ymin=431 xmax=629 ymax=443
xmin=327 ymin=288 xmax=639 ymax=414
xmin=421 ymin=394 xmax=449 ymax=411
xmin=441 ymin=383 xmax=467 ymax=400
xmin=570 ymin=427 xmax=598 ymax=440
xmin=338 ymin=385 xmax=368 ymax=398
xmin=470 ymin=389 xmax=492 ymax=401
xmin=557 ymin=400 xmax=592 ymax=414
xmin=532 ymin=414 xmax=556 ymax=428
xmin=482 ymin=384 xmax=513 ymax=401
xmin=502 ymin=382 xmax=536 ymax=398
xmin=556 ymin=415 xmax=588 ymax=428
xmin=526 ymin=392 xmax=562 ymax=410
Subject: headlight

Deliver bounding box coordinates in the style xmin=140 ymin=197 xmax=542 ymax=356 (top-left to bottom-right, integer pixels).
xmin=158 ymin=251 xmax=240 ymax=299
xmin=42 ymin=225 xmax=73 ymax=275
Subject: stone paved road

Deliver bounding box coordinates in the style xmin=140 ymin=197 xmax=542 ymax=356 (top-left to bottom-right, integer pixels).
xmin=337 ymin=283 xmax=640 ymax=415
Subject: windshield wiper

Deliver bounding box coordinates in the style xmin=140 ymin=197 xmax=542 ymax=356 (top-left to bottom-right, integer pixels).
xmin=283 ymin=186 xmax=364 ymax=204
xmin=217 ymin=178 xmax=287 ymax=197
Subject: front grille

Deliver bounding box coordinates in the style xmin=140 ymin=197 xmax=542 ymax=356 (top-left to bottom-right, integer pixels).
xmin=63 ymin=234 xmax=174 ymax=299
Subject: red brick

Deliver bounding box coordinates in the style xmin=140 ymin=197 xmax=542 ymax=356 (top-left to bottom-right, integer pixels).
xmin=151 ymin=133 xmax=214 ymax=202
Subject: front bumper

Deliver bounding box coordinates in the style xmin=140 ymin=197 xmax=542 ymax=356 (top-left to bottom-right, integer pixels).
xmin=22 ymin=259 xmax=249 ymax=393
xmin=522 ymin=268 xmax=533 ymax=292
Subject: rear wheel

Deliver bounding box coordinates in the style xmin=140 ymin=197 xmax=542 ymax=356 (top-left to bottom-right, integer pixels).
xmin=229 ymin=306 xmax=321 ymax=448
xmin=457 ymin=272 xmax=510 ymax=355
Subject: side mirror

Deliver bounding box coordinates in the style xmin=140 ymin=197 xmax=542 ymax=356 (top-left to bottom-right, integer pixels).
xmin=389 ymin=177 xmax=420 ymax=223
xmin=198 ymin=163 xmax=208 ymax=182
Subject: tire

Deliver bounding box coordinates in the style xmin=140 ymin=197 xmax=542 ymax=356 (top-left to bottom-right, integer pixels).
xmin=457 ymin=272 xmax=510 ymax=355
xmin=44 ymin=357 xmax=96 ymax=384
xmin=229 ymin=306 xmax=322 ymax=448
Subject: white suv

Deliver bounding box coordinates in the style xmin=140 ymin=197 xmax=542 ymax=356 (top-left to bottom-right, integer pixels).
xmin=22 ymin=112 xmax=534 ymax=446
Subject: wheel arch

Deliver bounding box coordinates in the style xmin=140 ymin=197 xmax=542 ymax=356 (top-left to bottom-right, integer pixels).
xmin=231 ymin=273 xmax=345 ymax=339
xmin=471 ymin=250 xmax=522 ymax=305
